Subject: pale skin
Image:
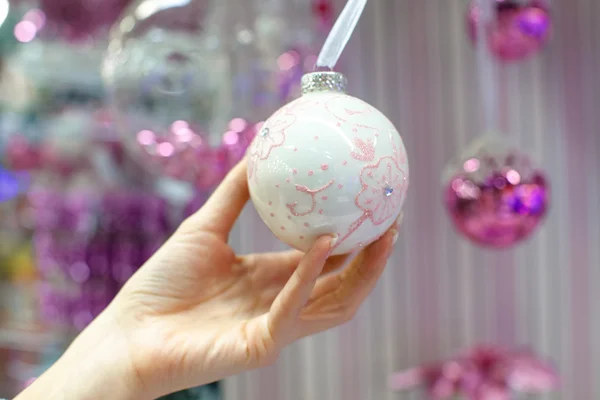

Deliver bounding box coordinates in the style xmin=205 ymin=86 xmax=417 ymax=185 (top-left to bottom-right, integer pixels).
xmin=15 ymin=159 xmax=401 ymax=400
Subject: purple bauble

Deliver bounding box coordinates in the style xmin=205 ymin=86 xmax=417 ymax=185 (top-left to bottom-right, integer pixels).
xmin=467 ymin=0 xmax=551 ymax=62
xmin=444 ymin=135 xmax=549 ymax=248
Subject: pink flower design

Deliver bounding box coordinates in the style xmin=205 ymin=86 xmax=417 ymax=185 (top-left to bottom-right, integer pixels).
xmin=285 ymin=97 xmax=320 ymax=114
xmin=325 ymin=95 xmax=378 ymax=129
xmin=350 ymin=137 xmax=376 ymax=162
xmin=248 ymin=112 xmax=296 ymax=180
xmin=249 ymin=113 xmax=295 ymax=161
xmin=389 ymin=129 xmax=407 ymax=165
xmin=356 ymin=156 xmax=407 ymax=225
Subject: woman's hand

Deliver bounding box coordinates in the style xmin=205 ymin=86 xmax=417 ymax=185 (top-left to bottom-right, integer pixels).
xmin=17 ymin=160 xmax=401 ymax=400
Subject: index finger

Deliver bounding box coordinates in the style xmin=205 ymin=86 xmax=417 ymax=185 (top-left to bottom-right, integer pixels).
xmin=187 ymin=158 xmax=250 ymax=240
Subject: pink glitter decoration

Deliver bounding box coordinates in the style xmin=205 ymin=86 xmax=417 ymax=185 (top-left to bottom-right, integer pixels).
xmin=389 ymin=345 xmax=559 ymax=399
xmin=308 ymin=170 xmax=314 ymax=176
xmin=293 ymin=169 xmax=298 ymax=174
xmin=249 ymin=115 xmax=296 ymax=162
xmin=467 ymin=0 xmax=551 ymax=62
xmin=287 ymin=180 xmax=335 ymax=217
xmin=321 ymin=164 xmax=329 ymax=170
xmin=356 ymin=156 xmax=407 ymax=225
xmin=338 ymin=184 xmax=343 ymax=189
xmin=350 ymin=137 xmax=376 ymax=162
xmin=342 ymin=160 xmax=348 ymax=166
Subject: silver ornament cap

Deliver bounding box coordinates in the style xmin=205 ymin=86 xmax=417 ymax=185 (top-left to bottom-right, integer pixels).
xmin=301 ymin=71 xmax=348 ymax=95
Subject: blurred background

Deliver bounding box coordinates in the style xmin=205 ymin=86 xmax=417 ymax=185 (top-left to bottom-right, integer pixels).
xmin=0 ymin=0 xmax=598 ymax=399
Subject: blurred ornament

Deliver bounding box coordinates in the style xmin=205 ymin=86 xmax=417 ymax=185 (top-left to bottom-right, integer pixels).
xmin=467 ymin=0 xmax=551 ymax=62
xmin=248 ymin=71 xmax=409 ymax=256
xmin=390 ymin=345 xmax=558 ymax=399
xmin=443 ymin=134 xmax=549 ymax=248
xmin=103 ymin=0 xmax=296 ymax=189
xmin=312 ymin=0 xmax=334 ymax=30
xmin=19 ymin=0 xmax=132 ymax=42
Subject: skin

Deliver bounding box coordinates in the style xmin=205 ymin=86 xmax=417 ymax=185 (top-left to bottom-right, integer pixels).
xmin=15 ymin=159 xmax=401 ymax=400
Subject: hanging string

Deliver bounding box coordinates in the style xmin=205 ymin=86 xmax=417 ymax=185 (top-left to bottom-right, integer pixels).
xmin=315 ymin=0 xmax=368 ymax=70
xmin=476 ymin=0 xmax=499 ymax=133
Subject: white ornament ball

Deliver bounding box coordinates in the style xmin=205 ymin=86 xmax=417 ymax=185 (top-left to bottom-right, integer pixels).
xmin=247 ymin=72 xmax=409 ymax=255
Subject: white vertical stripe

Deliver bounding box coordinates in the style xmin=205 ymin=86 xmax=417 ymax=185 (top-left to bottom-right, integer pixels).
xmin=589 ymin=2 xmax=600 ymax=398
xmin=580 ymin=0 xmax=597 ymax=397
xmin=550 ymin=9 xmax=572 ymax=397
xmin=527 ymin=34 xmax=552 ymax=400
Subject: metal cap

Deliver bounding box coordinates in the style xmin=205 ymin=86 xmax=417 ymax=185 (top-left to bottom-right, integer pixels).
xmin=301 ymin=71 xmax=348 ymax=95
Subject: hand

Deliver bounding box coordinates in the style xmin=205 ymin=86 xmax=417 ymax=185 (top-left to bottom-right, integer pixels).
xmin=17 ymin=159 xmax=401 ymax=400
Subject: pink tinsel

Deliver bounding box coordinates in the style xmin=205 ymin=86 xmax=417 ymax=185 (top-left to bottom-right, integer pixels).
xmin=389 ymin=345 xmax=558 ymax=399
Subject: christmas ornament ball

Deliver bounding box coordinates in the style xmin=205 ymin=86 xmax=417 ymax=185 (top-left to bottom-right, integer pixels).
xmin=443 ymin=134 xmax=549 ymax=248
xmin=467 ymin=0 xmax=551 ymax=62
xmin=248 ymin=72 xmax=409 ymax=256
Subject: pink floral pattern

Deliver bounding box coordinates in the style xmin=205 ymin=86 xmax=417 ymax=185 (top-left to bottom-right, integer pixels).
xmin=285 ymin=97 xmax=321 ymax=114
xmin=248 ymin=112 xmax=296 ymax=181
xmin=389 ymin=129 xmax=407 ymax=165
xmin=325 ymin=95 xmax=379 ymax=129
xmin=350 ymin=137 xmax=376 ymax=162
xmin=356 ymin=156 xmax=407 ymax=225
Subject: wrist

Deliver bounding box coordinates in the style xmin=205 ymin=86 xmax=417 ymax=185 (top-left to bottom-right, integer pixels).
xmin=16 ymin=310 xmax=143 ymax=400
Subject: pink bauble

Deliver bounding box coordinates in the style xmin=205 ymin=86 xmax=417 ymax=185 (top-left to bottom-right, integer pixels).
xmin=39 ymin=0 xmax=133 ymax=41
xmin=467 ymin=0 xmax=551 ymax=62
xmin=248 ymin=72 xmax=409 ymax=256
xmin=444 ymin=135 xmax=549 ymax=248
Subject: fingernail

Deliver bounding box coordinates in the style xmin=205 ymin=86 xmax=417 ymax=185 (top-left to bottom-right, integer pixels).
xmin=330 ymin=234 xmax=339 ymax=249
xmin=391 ymin=229 xmax=399 ymax=246
xmin=395 ymin=212 xmax=404 ymax=228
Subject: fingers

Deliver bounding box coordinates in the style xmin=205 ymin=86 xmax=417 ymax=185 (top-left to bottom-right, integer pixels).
xmin=245 ymin=249 xmax=351 ymax=285
xmin=297 ymin=218 xmax=403 ymax=338
xmin=185 ymin=159 xmax=249 ymax=240
xmin=267 ymin=235 xmax=335 ymax=343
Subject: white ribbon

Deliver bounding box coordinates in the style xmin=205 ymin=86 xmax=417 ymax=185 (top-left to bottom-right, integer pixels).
xmin=316 ymin=0 xmax=368 ymax=69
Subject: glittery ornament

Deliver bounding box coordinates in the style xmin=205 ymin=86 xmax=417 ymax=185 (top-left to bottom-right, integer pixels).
xmin=248 ymin=71 xmax=409 ymax=255
xmin=467 ymin=0 xmax=551 ymax=62
xmin=443 ymin=134 xmax=549 ymax=248
xmin=390 ymin=345 xmax=558 ymax=399
xmin=103 ymin=0 xmax=285 ymax=189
